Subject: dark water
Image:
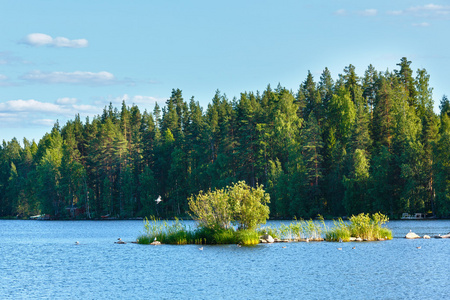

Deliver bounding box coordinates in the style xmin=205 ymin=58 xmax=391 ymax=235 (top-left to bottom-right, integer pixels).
xmin=1 ymin=220 xmax=449 ymax=299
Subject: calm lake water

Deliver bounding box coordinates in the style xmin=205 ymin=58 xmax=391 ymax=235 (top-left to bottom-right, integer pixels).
xmin=1 ymin=219 xmax=449 ymax=299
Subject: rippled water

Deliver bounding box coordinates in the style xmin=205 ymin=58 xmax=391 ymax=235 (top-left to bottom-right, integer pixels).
xmin=1 ymin=220 xmax=449 ymax=299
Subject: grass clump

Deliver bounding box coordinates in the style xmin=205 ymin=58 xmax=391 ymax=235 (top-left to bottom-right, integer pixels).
xmin=235 ymin=229 xmax=260 ymax=246
xmin=138 ymin=217 xmax=260 ymax=245
xmin=325 ymin=213 xmax=392 ymax=242
xmin=260 ymin=216 xmax=327 ymax=241
xmin=138 ymin=217 xmax=193 ymax=245
xmin=325 ymin=218 xmax=351 ymax=242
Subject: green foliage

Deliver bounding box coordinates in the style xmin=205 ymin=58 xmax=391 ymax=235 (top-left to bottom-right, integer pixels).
xmin=1 ymin=58 xmax=449 ymax=219
xmin=189 ymin=181 xmax=270 ymax=231
xmin=325 ymin=213 xmax=393 ymax=241
xmin=139 ymin=217 xmax=259 ymax=245
xmin=261 ymin=216 xmax=327 ymax=241
xmin=188 ymin=187 xmax=233 ymax=230
xmin=235 ymin=229 xmax=260 ymax=246
xmin=140 ymin=217 xmax=193 ymax=245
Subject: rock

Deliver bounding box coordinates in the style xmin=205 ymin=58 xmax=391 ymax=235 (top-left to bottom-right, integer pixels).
xmin=261 ymin=234 xmax=275 ymax=243
xmin=259 ymin=239 xmax=267 ymax=243
xmin=405 ymin=232 xmax=421 ymax=239
xmin=377 ymin=238 xmax=385 ymax=241
xmin=355 ymin=237 xmax=363 ymax=242
xmin=150 ymin=241 xmax=161 ymax=245
xmin=349 ymin=237 xmax=356 ymax=241
xmin=423 ymin=235 xmax=431 ymax=239
xmin=441 ymin=233 xmax=450 ymax=239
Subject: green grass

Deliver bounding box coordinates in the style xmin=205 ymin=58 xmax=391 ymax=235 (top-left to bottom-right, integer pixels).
xmin=260 ymin=216 xmax=327 ymax=241
xmin=235 ymin=229 xmax=260 ymax=245
xmin=138 ymin=217 xmax=260 ymax=245
xmin=138 ymin=213 xmax=392 ymax=245
xmin=325 ymin=213 xmax=393 ymax=242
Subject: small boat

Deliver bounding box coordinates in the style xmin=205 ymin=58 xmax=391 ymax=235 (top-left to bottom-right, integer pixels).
xmin=401 ymin=213 xmax=426 ymax=220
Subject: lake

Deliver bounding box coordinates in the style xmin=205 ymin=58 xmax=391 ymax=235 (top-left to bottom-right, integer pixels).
xmin=1 ymin=219 xmax=449 ymax=299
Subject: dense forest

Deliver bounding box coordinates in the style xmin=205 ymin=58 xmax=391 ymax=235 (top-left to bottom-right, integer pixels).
xmin=1 ymin=58 xmax=450 ymax=219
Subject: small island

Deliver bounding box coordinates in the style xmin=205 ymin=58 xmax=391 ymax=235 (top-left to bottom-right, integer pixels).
xmin=137 ymin=182 xmax=393 ymax=245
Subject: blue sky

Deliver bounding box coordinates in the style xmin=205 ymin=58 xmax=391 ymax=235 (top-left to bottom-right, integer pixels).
xmin=1 ymin=1 xmax=449 ymax=143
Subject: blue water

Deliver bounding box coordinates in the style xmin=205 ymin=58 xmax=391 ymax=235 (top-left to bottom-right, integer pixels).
xmin=1 ymin=220 xmax=449 ymax=299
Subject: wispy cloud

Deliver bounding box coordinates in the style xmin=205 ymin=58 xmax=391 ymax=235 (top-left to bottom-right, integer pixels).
xmin=0 ymin=98 xmax=100 ymax=129
xmin=0 ymin=74 xmax=13 ymax=87
xmin=120 ymin=94 xmax=161 ymax=105
xmin=20 ymin=70 xmax=115 ymax=85
xmin=32 ymin=119 xmax=56 ymax=127
xmin=387 ymin=3 xmax=450 ymax=18
xmin=21 ymin=33 xmax=88 ymax=48
xmin=334 ymin=8 xmax=377 ymax=17
xmin=56 ymin=97 xmax=78 ymax=105
xmin=0 ymin=51 xmax=30 ymax=65
xmin=413 ymin=22 xmax=431 ymax=27
xmin=358 ymin=9 xmax=377 ymax=16
xmin=0 ymin=99 xmax=70 ymax=114
xmin=334 ymin=9 xmax=347 ymax=16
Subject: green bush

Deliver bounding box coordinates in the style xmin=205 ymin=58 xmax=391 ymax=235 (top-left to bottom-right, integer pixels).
xmin=188 ymin=181 xmax=270 ymax=231
xmin=325 ymin=213 xmax=392 ymax=241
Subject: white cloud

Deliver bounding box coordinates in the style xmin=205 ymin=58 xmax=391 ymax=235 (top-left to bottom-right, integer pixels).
xmin=0 ymin=74 xmax=7 ymax=80
xmin=56 ymin=97 xmax=78 ymax=105
xmin=388 ymin=4 xmax=450 ymax=18
xmin=335 ymin=8 xmax=377 ymax=17
xmin=334 ymin=9 xmax=347 ymax=16
xmin=111 ymin=94 xmax=161 ymax=105
xmin=413 ymin=22 xmax=431 ymax=27
xmin=21 ymin=70 xmax=115 ymax=85
xmin=358 ymin=9 xmax=377 ymax=16
xmin=22 ymin=33 xmax=88 ymax=48
xmin=32 ymin=119 xmax=56 ymax=127
xmin=0 ymin=99 xmax=69 ymax=114
xmin=72 ymin=104 xmax=102 ymax=114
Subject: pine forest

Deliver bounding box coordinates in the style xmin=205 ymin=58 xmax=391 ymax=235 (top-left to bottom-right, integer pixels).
xmin=1 ymin=58 xmax=450 ymax=219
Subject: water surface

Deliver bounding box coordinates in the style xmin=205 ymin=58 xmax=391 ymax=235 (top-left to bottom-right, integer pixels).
xmin=1 ymin=220 xmax=448 ymax=299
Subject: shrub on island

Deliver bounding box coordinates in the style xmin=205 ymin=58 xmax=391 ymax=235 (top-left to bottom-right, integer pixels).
xmin=325 ymin=212 xmax=393 ymax=242
xmin=137 ymin=181 xmax=270 ymax=245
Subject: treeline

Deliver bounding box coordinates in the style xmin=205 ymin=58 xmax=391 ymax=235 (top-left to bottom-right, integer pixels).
xmin=1 ymin=57 xmax=450 ymax=219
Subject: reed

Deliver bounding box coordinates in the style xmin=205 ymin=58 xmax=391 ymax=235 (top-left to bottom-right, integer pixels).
xmin=138 ymin=213 xmax=392 ymax=245
xmin=325 ymin=218 xmax=351 ymax=242
xmin=213 ymin=228 xmax=237 ymax=244
xmin=257 ymin=226 xmax=280 ymax=239
xmin=139 ymin=217 xmax=193 ymax=244
xmin=265 ymin=216 xmax=327 ymax=241
xmin=235 ymin=229 xmax=260 ymax=246
xmin=136 ymin=234 xmax=152 ymax=244
xmin=325 ymin=213 xmax=392 ymax=241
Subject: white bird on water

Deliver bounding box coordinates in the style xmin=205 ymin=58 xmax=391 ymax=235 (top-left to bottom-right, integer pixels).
xmin=75 ymin=241 xmax=79 ymax=245
xmin=199 ymin=247 xmax=203 ymax=251
xmin=155 ymin=196 xmax=162 ymax=204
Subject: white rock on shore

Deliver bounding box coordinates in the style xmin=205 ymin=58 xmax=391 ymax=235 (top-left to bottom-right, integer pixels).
xmin=405 ymin=232 xmax=421 ymax=239
xmin=261 ymin=234 xmax=275 ymax=243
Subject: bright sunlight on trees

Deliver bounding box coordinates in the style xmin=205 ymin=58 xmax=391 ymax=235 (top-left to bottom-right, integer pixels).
xmin=188 ymin=181 xmax=270 ymax=231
